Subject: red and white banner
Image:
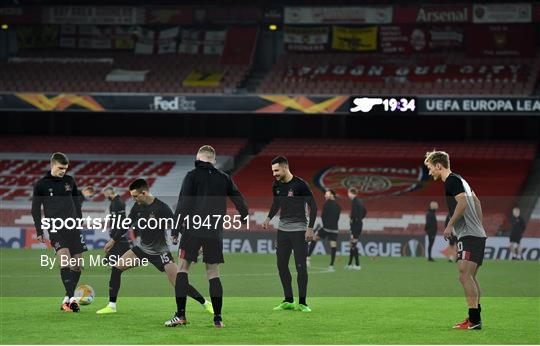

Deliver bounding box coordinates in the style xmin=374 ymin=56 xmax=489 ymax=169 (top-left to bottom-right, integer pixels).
xmin=284 ymin=26 xmax=329 ymax=52
xmin=379 ymin=25 xmax=463 ymax=54
xmin=394 ymin=4 xmax=472 ymax=23
xmin=467 ymin=24 xmax=535 ymax=57
xmin=134 ymin=27 xmax=187 ymax=55
xmin=60 ymin=25 xmax=135 ymax=50
xmin=284 ymin=6 xmax=392 ymax=24
xmin=44 ymin=6 xmax=143 ymax=25
xmin=284 ymin=62 xmax=529 ymax=83
xmin=133 ymin=28 xmax=155 ymax=54
xmin=157 ymin=26 xmax=180 ymax=54
xmin=473 ymin=3 xmax=532 ymax=23
xmin=178 ymin=29 xmax=225 ymax=55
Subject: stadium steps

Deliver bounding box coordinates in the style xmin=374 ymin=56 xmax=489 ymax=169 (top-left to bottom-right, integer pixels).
xmin=516 ymin=156 xmax=540 ymax=223
xmin=229 ymin=137 xmax=272 ymax=176
xmin=241 ymin=68 xmax=269 ymax=93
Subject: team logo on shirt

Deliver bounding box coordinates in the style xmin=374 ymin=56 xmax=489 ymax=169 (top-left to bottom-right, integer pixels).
xmin=64 ymin=183 xmax=72 ymax=192
xmin=314 ymin=165 xmax=429 ymax=199
xmin=287 ymin=189 xmax=294 ymax=197
xmin=48 ymin=188 xmax=54 ymax=196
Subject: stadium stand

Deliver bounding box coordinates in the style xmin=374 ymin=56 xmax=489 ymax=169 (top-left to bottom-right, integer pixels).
xmin=0 ymin=51 xmax=250 ymax=94
xmin=234 ymin=139 xmax=538 ymax=235
xmin=0 ymin=136 xmax=247 ymax=227
xmin=257 ymin=52 xmax=540 ymax=96
xmin=0 ymin=136 xmax=247 ymax=155
xmin=525 ymin=198 xmax=540 ymax=236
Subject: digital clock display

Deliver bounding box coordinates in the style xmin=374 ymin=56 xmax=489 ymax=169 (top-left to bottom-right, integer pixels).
xmin=350 ymin=97 xmax=416 ymax=113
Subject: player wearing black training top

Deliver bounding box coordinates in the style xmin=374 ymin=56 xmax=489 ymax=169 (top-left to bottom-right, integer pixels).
xmin=425 ymin=201 xmax=439 ymax=262
xmin=102 ymin=187 xmax=131 ymax=267
xmin=307 ymin=189 xmax=341 ymax=272
xmin=347 ymin=188 xmax=366 ymax=270
xmin=263 ymin=156 xmax=317 ymax=313
xmin=425 ymin=151 xmax=487 ymax=330
xmin=508 ymin=207 xmax=526 ymax=260
xmin=165 ymin=145 xmax=248 ymax=328
xmin=32 ymin=152 xmax=86 ymax=313
xmin=96 ymin=179 xmax=211 ymax=315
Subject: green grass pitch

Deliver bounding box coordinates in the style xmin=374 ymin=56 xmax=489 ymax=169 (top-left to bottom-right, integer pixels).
xmin=1 ymin=249 xmax=539 ymax=344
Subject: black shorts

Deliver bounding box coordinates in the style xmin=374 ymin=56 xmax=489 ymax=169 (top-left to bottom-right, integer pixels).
xmin=131 ymin=246 xmax=173 ymax=272
xmin=448 ymin=235 xmax=458 ymax=246
xmin=179 ymin=233 xmax=224 ymax=264
xmin=351 ymin=221 xmax=363 ymax=240
xmin=457 ymin=236 xmax=486 ymax=266
xmin=107 ymin=240 xmax=131 ymax=263
xmin=49 ymin=230 xmax=87 ymax=255
xmin=509 ymin=235 xmax=522 ymax=244
xmin=317 ymin=228 xmax=338 ymax=242
xmin=351 ymin=230 xmax=362 ymax=240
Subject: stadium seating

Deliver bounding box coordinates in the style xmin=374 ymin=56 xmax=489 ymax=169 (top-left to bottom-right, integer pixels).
xmin=234 ymin=139 xmax=537 ymax=235
xmin=0 ymin=136 xmax=247 ymax=227
xmin=525 ymin=198 xmax=540 ymax=237
xmin=0 ymin=50 xmax=250 ymax=94
xmin=0 ymin=136 xmax=247 ymax=156
xmin=257 ymin=52 xmax=540 ymax=96
xmin=1 ymin=137 xmax=537 ymax=236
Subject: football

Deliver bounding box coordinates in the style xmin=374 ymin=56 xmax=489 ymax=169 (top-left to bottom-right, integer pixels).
xmin=74 ymin=284 xmax=94 ymax=305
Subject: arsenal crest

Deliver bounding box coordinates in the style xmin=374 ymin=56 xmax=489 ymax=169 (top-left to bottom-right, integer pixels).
xmin=314 ymin=165 xmax=429 ymax=199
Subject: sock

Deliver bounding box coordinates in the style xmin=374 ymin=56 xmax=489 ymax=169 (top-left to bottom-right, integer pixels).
xmin=468 ymin=308 xmax=480 ymax=324
xmin=284 ymin=297 xmax=294 ymax=303
xmin=60 ymin=267 xmax=75 ymax=298
xmin=62 ymin=296 xmax=69 ymax=304
xmin=209 ymin=277 xmax=223 ymax=318
xmin=330 ymin=247 xmax=336 ymax=266
xmin=71 ymin=270 xmax=81 ymax=288
xmin=299 ymin=297 xmax=307 ymax=305
xmin=353 ymin=246 xmax=360 ymax=266
xmin=348 ymin=247 xmax=353 ymax=265
xmin=108 ymin=302 xmax=117 ymax=309
xmin=108 ymin=267 xmax=123 ymax=303
xmin=175 ymin=272 xmax=188 ymax=317
xmin=187 ymin=284 xmax=206 ymax=305
xmin=308 ymin=241 xmax=317 ymax=257
xmin=478 ymin=304 xmax=482 ymax=321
